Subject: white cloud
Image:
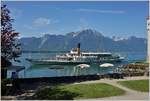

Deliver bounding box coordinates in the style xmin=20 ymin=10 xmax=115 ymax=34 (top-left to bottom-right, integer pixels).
xmin=76 ymin=9 xmax=125 ymax=14
xmin=33 ymin=17 xmax=59 ymax=27
xmin=33 ymin=17 xmax=51 ymax=27
xmin=24 ymin=17 xmax=59 ymax=30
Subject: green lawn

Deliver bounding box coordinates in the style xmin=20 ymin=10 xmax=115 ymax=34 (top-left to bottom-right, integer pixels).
xmin=118 ymin=80 xmax=149 ymax=92
xmin=32 ymin=83 xmax=125 ymax=100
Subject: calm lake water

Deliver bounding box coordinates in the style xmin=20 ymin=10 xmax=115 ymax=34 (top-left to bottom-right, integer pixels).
xmin=7 ymin=51 xmax=146 ymax=78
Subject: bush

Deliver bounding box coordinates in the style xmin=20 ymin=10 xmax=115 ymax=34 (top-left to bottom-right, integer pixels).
xmin=1 ymin=79 xmax=12 ymax=95
xmin=32 ymin=86 xmax=79 ymax=100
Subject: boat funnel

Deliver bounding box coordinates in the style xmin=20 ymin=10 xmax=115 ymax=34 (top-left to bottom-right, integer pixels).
xmin=77 ymin=43 xmax=80 ymax=55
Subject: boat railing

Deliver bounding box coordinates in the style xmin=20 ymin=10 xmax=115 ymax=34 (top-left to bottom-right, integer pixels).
xmin=48 ymin=57 xmax=57 ymax=60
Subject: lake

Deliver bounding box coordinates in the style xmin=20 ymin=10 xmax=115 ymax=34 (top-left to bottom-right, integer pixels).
xmin=7 ymin=51 xmax=147 ymax=78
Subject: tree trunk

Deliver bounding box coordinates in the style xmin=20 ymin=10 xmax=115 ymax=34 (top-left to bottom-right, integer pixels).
xmin=1 ymin=68 xmax=7 ymax=79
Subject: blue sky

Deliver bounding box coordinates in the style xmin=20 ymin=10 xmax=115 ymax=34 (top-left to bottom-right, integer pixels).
xmin=4 ymin=1 xmax=149 ymax=38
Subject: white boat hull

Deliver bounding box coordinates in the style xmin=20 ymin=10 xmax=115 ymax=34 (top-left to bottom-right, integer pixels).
xmin=26 ymin=58 xmax=123 ymax=65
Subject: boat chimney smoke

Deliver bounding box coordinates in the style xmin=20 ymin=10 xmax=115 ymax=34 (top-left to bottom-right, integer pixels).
xmin=77 ymin=43 xmax=80 ymax=56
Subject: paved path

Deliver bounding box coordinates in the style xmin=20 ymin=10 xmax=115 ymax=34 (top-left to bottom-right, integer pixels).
xmin=74 ymin=76 xmax=149 ymax=100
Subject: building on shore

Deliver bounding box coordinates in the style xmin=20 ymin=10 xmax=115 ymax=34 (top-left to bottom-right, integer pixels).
xmin=147 ymin=16 xmax=150 ymax=63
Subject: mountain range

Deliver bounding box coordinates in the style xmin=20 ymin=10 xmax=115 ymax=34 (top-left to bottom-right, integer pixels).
xmin=20 ymin=29 xmax=147 ymax=52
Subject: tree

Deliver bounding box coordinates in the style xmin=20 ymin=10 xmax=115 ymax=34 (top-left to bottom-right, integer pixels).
xmin=1 ymin=4 xmax=21 ymax=78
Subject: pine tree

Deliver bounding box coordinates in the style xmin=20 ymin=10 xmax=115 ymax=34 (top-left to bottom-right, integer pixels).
xmin=1 ymin=4 xmax=21 ymax=78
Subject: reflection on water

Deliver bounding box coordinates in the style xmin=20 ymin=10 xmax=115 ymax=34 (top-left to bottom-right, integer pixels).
xmin=7 ymin=52 xmax=146 ymax=78
xmin=24 ymin=64 xmax=115 ymax=78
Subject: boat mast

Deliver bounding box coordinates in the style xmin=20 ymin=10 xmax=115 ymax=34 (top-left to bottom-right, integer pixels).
xmin=77 ymin=43 xmax=80 ymax=56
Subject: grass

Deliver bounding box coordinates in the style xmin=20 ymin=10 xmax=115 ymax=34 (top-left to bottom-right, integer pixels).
xmin=33 ymin=83 xmax=125 ymax=100
xmin=118 ymin=80 xmax=149 ymax=92
xmin=134 ymin=60 xmax=148 ymax=63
